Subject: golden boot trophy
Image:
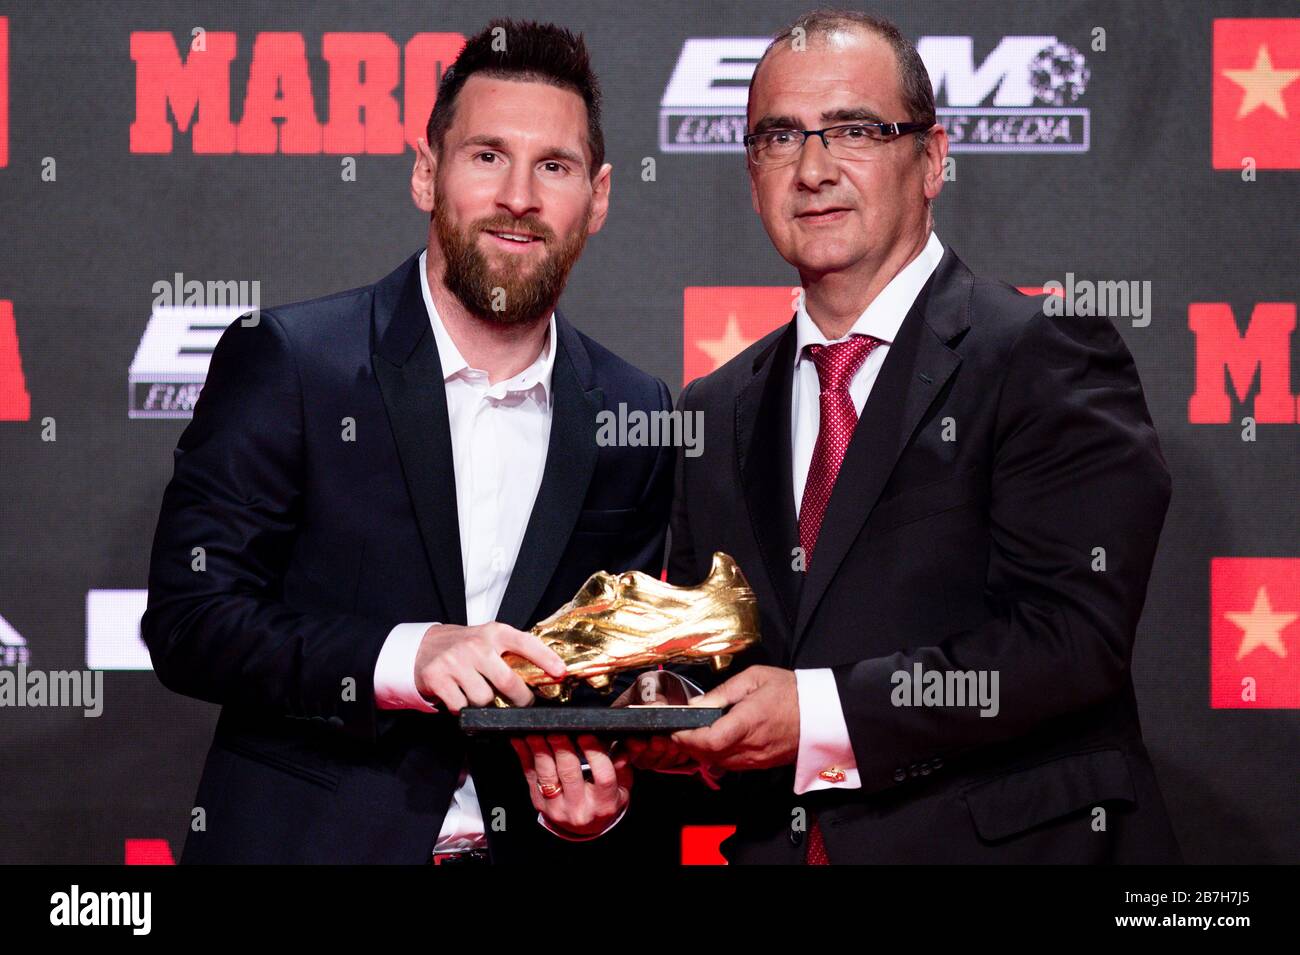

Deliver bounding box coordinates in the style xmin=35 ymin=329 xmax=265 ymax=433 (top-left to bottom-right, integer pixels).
xmin=503 ymin=551 xmax=760 ymax=704
xmin=457 ymin=552 xmax=760 ymax=734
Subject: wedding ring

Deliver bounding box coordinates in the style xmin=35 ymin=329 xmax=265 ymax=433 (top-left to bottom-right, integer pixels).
xmin=538 ymin=781 xmax=562 ymax=799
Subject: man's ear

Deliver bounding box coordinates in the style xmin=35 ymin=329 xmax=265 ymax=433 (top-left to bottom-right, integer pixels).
xmin=411 ymin=136 xmax=437 ymax=213
xmin=749 ymin=164 xmax=761 ymax=217
xmin=922 ymin=124 xmax=949 ymax=202
xmin=586 ymin=162 xmax=613 ymax=235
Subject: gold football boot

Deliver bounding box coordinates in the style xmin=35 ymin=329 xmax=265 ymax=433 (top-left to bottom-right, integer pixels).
xmin=501 ymin=551 xmax=760 ymax=704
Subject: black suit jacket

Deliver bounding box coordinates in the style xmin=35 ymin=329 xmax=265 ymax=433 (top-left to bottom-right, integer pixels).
xmin=142 ymin=250 xmax=673 ymax=864
xmin=668 ymin=247 xmax=1183 ymax=864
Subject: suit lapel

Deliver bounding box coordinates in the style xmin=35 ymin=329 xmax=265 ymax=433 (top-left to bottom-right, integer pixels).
xmin=736 ymin=324 xmax=801 ymax=649
xmin=372 ymin=251 xmax=468 ymax=626
xmin=494 ymin=313 xmax=603 ymax=630
xmin=792 ymin=249 xmax=973 ymax=652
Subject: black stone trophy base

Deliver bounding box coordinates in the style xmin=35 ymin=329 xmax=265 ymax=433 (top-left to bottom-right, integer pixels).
xmin=459 ymin=705 xmax=722 ymax=736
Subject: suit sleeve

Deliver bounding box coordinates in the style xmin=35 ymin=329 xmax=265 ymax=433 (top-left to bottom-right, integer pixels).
xmin=832 ymin=308 xmax=1172 ymax=792
xmin=140 ymin=311 xmax=394 ymax=742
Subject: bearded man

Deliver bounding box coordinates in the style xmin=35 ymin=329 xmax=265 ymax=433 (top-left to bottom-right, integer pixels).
xmin=141 ymin=19 xmax=674 ymax=864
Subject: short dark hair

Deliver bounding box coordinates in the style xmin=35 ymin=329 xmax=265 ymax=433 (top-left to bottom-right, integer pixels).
xmin=425 ymin=19 xmax=605 ymax=174
xmin=750 ymin=9 xmax=936 ymax=152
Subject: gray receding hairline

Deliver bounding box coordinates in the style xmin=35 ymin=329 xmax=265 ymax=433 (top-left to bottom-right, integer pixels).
xmin=747 ymin=8 xmax=936 ymax=153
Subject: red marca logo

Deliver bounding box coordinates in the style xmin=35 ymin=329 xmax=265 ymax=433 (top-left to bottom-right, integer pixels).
xmin=129 ymin=31 xmax=465 ymax=153
xmin=0 ymin=301 xmax=31 ymax=421
xmin=1212 ymin=19 xmax=1300 ymax=170
xmin=1189 ymin=302 xmax=1298 ymax=423
xmin=125 ymin=839 xmax=175 ymax=864
xmin=683 ymin=287 xmax=795 ymax=386
xmin=1210 ymin=558 xmax=1299 ymax=708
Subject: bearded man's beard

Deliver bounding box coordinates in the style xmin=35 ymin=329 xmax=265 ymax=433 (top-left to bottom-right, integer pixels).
xmin=433 ymin=196 xmax=590 ymax=327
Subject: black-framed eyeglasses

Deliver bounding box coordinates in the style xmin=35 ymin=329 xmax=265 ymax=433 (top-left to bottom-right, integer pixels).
xmin=743 ymin=122 xmax=931 ymax=165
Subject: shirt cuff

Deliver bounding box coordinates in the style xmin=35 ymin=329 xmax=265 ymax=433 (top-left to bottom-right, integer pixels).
xmin=793 ymin=668 xmax=861 ymax=794
xmin=374 ymin=622 xmax=439 ymax=712
xmin=536 ymin=803 xmax=629 ymax=841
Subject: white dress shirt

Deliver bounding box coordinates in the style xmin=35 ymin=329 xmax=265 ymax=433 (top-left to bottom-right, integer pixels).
xmin=372 ymin=250 xmax=617 ymax=850
xmin=790 ymin=231 xmax=945 ymax=794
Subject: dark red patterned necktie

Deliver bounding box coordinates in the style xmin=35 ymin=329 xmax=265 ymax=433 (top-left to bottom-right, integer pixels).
xmin=798 ymin=334 xmax=882 ymax=865
xmin=799 ymin=335 xmax=883 ymax=566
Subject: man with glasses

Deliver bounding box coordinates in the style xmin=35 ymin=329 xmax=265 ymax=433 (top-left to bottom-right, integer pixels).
xmin=634 ymin=9 xmax=1181 ymax=864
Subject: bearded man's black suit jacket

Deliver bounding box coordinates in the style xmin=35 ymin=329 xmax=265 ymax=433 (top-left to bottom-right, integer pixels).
xmin=142 ymin=250 xmax=673 ymax=863
xmin=667 ymin=247 xmax=1183 ymax=864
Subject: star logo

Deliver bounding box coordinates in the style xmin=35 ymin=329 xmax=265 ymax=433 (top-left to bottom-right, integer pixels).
xmin=694 ymin=313 xmax=756 ymax=372
xmin=1210 ymin=558 xmax=1300 ymax=708
xmin=1225 ymin=586 xmax=1295 ymax=659
xmin=682 ymin=287 xmax=794 ymax=385
xmin=1223 ymin=45 xmax=1300 ymax=119
xmin=1212 ymin=19 xmax=1300 ymax=170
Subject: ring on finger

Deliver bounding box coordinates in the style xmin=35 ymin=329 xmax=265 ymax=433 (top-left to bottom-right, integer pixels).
xmin=538 ymin=781 xmax=562 ymax=799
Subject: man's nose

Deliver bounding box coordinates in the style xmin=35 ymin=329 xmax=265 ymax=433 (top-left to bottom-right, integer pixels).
xmin=793 ymin=133 xmax=839 ymax=191
xmin=497 ymin=163 xmax=541 ymax=219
